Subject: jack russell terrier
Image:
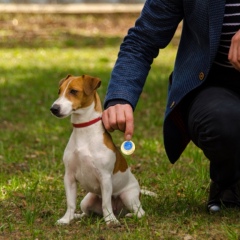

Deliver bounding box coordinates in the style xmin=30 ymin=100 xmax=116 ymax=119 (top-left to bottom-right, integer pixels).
xmin=50 ymin=74 xmax=145 ymax=225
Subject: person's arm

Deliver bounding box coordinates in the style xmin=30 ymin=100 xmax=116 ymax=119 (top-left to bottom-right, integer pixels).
xmin=103 ymin=0 xmax=184 ymax=139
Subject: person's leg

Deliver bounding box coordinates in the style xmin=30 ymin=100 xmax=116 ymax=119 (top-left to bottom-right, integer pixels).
xmin=187 ymin=86 xmax=240 ymax=211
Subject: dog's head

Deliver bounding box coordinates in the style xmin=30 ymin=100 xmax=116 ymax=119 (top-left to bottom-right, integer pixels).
xmin=50 ymin=74 xmax=101 ymax=118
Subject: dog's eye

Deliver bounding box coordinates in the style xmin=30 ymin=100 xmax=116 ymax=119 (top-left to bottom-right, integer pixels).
xmin=58 ymin=89 xmax=61 ymax=95
xmin=70 ymin=89 xmax=78 ymax=95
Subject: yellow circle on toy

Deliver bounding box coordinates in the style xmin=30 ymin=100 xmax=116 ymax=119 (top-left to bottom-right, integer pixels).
xmin=121 ymin=141 xmax=135 ymax=155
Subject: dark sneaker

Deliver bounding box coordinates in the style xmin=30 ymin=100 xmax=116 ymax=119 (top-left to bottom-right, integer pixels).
xmin=207 ymin=180 xmax=240 ymax=213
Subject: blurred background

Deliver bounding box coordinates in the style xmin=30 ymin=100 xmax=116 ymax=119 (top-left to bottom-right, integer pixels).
xmin=0 ymin=0 xmax=145 ymax=3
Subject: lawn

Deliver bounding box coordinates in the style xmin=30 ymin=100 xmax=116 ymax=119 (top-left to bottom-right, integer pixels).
xmin=0 ymin=13 xmax=240 ymax=240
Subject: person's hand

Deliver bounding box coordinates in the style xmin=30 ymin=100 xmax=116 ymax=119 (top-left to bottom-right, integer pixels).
xmin=102 ymin=104 xmax=134 ymax=141
xmin=228 ymin=30 xmax=240 ymax=71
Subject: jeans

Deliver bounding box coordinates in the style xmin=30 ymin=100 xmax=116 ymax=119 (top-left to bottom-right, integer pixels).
xmin=187 ymin=86 xmax=240 ymax=189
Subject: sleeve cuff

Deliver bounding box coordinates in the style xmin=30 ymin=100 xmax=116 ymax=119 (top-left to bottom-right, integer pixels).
xmin=104 ymin=99 xmax=133 ymax=110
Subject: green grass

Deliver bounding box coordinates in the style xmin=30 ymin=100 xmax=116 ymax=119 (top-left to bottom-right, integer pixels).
xmin=1 ymin=13 xmax=240 ymax=240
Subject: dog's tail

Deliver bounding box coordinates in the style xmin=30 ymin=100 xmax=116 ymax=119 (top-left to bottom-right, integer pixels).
xmin=140 ymin=189 xmax=158 ymax=198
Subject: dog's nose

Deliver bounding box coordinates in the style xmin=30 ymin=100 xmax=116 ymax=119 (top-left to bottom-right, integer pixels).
xmin=50 ymin=104 xmax=60 ymax=115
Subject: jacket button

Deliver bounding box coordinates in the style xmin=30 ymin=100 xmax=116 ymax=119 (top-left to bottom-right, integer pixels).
xmin=199 ymin=72 xmax=205 ymax=80
xmin=170 ymin=101 xmax=175 ymax=108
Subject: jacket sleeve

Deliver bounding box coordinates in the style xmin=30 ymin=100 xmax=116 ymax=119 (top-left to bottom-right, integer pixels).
xmin=104 ymin=0 xmax=184 ymax=110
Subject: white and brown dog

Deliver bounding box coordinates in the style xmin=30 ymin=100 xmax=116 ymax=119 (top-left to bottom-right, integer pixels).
xmin=50 ymin=74 xmax=145 ymax=225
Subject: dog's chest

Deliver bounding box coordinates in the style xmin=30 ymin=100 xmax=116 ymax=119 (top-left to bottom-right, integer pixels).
xmin=63 ymin=128 xmax=116 ymax=194
xmin=74 ymin=149 xmax=102 ymax=194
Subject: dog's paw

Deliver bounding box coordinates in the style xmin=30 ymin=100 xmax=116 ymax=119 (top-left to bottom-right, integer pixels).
xmin=74 ymin=213 xmax=86 ymax=219
xmin=106 ymin=219 xmax=121 ymax=226
xmin=125 ymin=213 xmax=133 ymax=218
xmin=56 ymin=218 xmax=71 ymax=225
xmin=105 ymin=216 xmax=120 ymax=226
xmin=125 ymin=209 xmax=145 ymax=218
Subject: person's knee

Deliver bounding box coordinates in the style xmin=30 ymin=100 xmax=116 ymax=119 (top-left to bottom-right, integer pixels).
xmin=188 ymin=87 xmax=240 ymax=152
xmin=198 ymin=103 xmax=240 ymax=155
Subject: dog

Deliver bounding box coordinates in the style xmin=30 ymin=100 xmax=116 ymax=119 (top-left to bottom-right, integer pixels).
xmin=50 ymin=74 xmax=145 ymax=225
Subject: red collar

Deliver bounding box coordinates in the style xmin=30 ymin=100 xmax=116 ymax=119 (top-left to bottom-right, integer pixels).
xmin=72 ymin=117 xmax=102 ymax=128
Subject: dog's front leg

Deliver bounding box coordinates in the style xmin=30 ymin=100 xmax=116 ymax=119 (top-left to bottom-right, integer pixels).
xmin=57 ymin=173 xmax=77 ymax=225
xmin=100 ymin=175 xmax=120 ymax=225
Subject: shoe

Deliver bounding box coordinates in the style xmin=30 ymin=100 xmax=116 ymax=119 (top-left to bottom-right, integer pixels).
xmin=207 ymin=181 xmax=221 ymax=213
xmin=207 ymin=180 xmax=240 ymax=213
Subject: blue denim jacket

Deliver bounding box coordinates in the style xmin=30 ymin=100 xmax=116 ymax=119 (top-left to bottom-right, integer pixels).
xmin=104 ymin=0 xmax=226 ymax=163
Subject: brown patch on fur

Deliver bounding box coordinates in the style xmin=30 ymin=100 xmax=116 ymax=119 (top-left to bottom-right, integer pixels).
xmin=83 ymin=75 xmax=101 ymax=96
xmin=114 ymin=149 xmax=128 ymax=174
xmin=59 ymin=74 xmax=72 ymax=87
xmin=103 ymin=131 xmax=128 ymax=174
xmin=94 ymin=92 xmax=103 ymax=113
xmin=59 ymin=75 xmax=102 ymax=111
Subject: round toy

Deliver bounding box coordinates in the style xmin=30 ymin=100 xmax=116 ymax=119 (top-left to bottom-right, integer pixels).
xmin=121 ymin=141 xmax=135 ymax=155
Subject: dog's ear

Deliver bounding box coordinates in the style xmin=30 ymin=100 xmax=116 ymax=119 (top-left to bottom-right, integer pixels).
xmin=83 ymin=75 xmax=101 ymax=95
xmin=59 ymin=74 xmax=72 ymax=87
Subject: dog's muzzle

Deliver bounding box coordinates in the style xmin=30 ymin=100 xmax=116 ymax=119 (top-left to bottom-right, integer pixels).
xmin=50 ymin=104 xmax=61 ymax=117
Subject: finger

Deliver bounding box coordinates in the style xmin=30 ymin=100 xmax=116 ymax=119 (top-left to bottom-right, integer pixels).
xmin=124 ymin=106 xmax=134 ymax=140
xmin=228 ymin=41 xmax=237 ymax=67
xmin=102 ymin=108 xmax=115 ymax=132
xmin=107 ymin=106 xmax=123 ymax=131
xmin=115 ymin=105 xmax=127 ymax=132
xmin=229 ymin=30 xmax=240 ymax=71
xmin=229 ymin=47 xmax=239 ymax=71
xmin=236 ymin=43 xmax=240 ymax=70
